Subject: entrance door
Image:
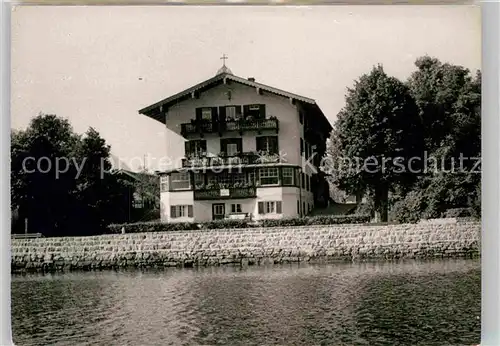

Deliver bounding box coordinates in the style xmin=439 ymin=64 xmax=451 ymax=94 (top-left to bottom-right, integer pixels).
xmin=212 ymin=203 xmax=225 ymax=220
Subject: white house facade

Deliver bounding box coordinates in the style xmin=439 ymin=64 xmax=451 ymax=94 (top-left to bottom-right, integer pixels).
xmin=139 ymin=63 xmax=332 ymax=223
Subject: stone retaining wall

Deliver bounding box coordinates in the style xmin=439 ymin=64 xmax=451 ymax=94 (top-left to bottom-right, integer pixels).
xmin=11 ymin=221 xmax=481 ymax=273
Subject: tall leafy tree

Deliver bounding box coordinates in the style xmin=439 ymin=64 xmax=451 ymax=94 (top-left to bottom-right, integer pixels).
xmin=331 ymin=65 xmax=424 ymax=222
xmin=11 ymin=114 xmax=80 ymax=236
xmin=408 ymin=56 xmax=481 ymax=161
xmin=11 ymin=114 xmax=130 ymax=236
xmin=392 ymin=57 xmax=482 ymax=221
xmin=73 ymin=127 xmax=130 ymax=234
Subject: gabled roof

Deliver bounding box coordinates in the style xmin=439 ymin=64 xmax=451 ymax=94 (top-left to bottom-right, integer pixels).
xmin=138 ymin=72 xmax=332 ymax=133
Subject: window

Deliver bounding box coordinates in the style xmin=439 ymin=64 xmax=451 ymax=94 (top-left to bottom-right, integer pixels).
xmin=256 ymin=136 xmax=278 ymax=154
xmin=244 ymin=104 xmax=265 ymax=119
xmin=259 ymin=168 xmax=279 ymax=185
xmin=170 ymin=205 xmax=193 ymax=218
xmin=258 ymin=201 xmax=282 ymax=214
xmin=303 ymin=202 xmax=306 ymax=215
xmin=194 ymin=174 xmax=204 ymax=188
xmin=207 ymin=172 xmax=246 ymax=186
xmin=171 ymin=172 xmax=190 ymax=190
xmin=201 ymin=108 xmax=212 ymax=120
xmin=301 ymin=173 xmax=305 ymax=189
xmin=220 ymin=138 xmax=242 ymax=156
xmin=227 ymin=143 xmax=238 ymax=156
xmin=231 ymin=204 xmax=242 ymax=213
xmin=248 ymin=171 xmax=256 ymax=186
xmin=282 ymin=167 xmax=294 ymax=185
xmin=306 ymin=174 xmax=310 ymax=191
xmin=160 ymin=176 xmax=169 ymax=192
xmin=226 ymin=106 xmax=237 ymax=121
xmin=305 ymin=142 xmax=309 ymax=159
xmin=300 ymin=138 xmax=304 ymax=155
xmin=297 ymin=200 xmax=300 ymax=214
xmin=299 ymin=111 xmax=304 ymax=125
xmin=185 ymin=140 xmax=207 ymax=158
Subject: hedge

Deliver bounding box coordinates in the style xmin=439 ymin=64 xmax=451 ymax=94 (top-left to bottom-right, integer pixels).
xmin=107 ymin=214 xmax=371 ymax=234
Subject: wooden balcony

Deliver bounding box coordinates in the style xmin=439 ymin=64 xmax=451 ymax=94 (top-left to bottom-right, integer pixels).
xmin=180 ymin=122 xmax=216 ymax=136
xmin=182 ymin=152 xmax=282 ymax=168
xmin=223 ymin=118 xmax=279 ymax=134
xmin=194 ymin=187 xmax=257 ymax=200
xmin=180 ymin=118 xmax=279 ymax=137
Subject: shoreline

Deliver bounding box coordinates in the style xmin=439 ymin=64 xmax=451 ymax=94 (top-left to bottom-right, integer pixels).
xmin=11 ymin=220 xmax=481 ymax=274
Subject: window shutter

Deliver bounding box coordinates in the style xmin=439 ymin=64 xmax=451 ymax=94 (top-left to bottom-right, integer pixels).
xmin=259 ymin=104 xmax=266 ymax=119
xmin=170 ymin=206 xmax=176 ymax=218
xmin=235 ymin=105 xmax=242 ymax=117
xmin=258 ymin=202 xmax=264 ymax=214
xmin=270 ymin=136 xmax=278 ymax=154
xmin=276 ymin=201 xmax=282 ymax=214
xmin=185 ymin=141 xmax=192 ymax=157
xmin=211 ymin=107 xmax=218 ymax=122
xmin=195 ymin=108 xmax=202 ymax=121
xmin=220 ymin=139 xmax=228 ymax=154
xmin=243 ymin=105 xmax=250 ymax=118
xmin=256 ymin=137 xmax=264 ymax=152
xmin=188 ymin=205 xmax=193 ymax=217
xmin=218 ymin=106 xmax=226 ymax=123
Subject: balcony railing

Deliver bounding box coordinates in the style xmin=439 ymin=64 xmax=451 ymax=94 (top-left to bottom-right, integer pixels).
xmin=223 ymin=118 xmax=279 ymax=133
xmin=180 ymin=118 xmax=279 ymax=136
xmin=180 ymin=122 xmax=215 ymax=136
xmin=194 ymin=187 xmax=257 ymax=200
xmin=182 ymin=152 xmax=282 ymax=168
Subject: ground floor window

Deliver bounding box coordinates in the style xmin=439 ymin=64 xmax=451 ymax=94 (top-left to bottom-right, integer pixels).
xmin=231 ymin=203 xmax=242 ymax=213
xmin=297 ymin=200 xmax=300 ymax=214
xmin=258 ymin=201 xmax=282 ymax=214
xmin=170 ymin=205 xmax=193 ymax=218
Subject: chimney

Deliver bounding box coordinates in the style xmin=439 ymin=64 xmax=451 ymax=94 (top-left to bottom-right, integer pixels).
xmin=248 ymin=77 xmax=255 ymax=82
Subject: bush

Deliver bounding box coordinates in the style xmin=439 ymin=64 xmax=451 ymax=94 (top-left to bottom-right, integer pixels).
xmin=106 ymin=214 xmax=371 ymax=234
xmin=200 ymin=219 xmax=250 ymax=229
xmin=390 ymin=190 xmax=427 ymax=224
xmin=107 ymin=221 xmax=199 ymax=234
xmin=442 ymin=208 xmax=473 ymax=218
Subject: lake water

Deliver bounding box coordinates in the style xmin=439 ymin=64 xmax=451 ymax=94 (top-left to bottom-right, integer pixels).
xmin=12 ymin=259 xmax=480 ymax=346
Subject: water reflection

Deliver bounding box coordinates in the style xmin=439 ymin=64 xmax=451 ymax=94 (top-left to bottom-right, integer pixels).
xmin=12 ymin=259 xmax=480 ymax=346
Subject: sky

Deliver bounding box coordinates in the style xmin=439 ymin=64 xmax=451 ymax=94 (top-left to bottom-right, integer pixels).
xmin=11 ymin=5 xmax=480 ymax=171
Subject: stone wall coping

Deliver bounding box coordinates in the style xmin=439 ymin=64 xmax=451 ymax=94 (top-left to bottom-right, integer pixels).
xmin=10 ymin=221 xmax=481 ymax=243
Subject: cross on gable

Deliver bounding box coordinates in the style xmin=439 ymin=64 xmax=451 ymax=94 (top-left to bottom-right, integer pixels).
xmin=220 ymin=54 xmax=228 ymax=66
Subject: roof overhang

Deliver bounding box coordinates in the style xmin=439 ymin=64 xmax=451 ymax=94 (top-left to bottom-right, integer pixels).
xmin=138 ymin=72 xmax=332 ymax=134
